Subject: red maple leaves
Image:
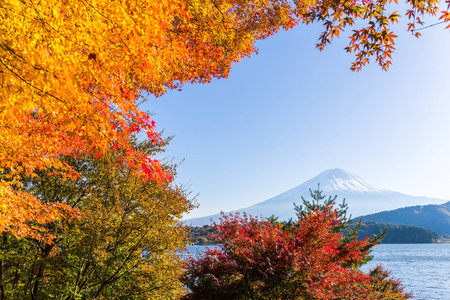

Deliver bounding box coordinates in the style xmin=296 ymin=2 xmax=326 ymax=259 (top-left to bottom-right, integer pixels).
xmin=183 ymin=203 xmax=412 ymax=299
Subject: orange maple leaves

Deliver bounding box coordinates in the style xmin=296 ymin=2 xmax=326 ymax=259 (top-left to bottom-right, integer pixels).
xmin=440 ymin=0 xmax=450 ymax=29
xmin=1 ymin=0 xmax=449 ymax=241
xmin=1 ymin=0 xmax=180 ymax=239
xmin=0 ymin=184 xmax=81 ymax=243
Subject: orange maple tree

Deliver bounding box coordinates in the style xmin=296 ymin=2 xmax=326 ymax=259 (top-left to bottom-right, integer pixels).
xmin=1 ymin=0 xmax=449 ymax=240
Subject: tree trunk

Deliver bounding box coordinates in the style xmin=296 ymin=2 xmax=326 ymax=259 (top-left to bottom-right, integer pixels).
xmin=0 ymin=233 xmax=7 ymax=300
xmin=0 ymin=258 xmax=5 ymax=300
xmin=31 ymin=264 xmax=44 ymax=300
xmin=31 ymin=243 xmax=53 ymax=300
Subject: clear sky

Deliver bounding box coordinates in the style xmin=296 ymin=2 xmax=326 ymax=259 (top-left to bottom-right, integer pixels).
xmin=144 ymin=16 xmax=450 ymax=219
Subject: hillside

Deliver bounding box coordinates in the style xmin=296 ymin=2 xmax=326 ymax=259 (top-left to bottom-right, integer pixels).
xmin=189 ymin=221 xmax=440 ymax=245
xmin=357 ymin=201 xmax=450 ymax=236
xmin=354 ymin=221 xmax=440 ymax=243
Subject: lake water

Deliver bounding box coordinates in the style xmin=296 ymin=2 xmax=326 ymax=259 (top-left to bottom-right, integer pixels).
xmin=186 ymin=244 xmax=450 ymax=300
xmin=361 ymin=244 xmax=450 ymax=300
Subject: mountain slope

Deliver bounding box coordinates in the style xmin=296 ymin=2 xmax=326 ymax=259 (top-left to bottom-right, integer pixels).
xmin=186 ymin=168 xmax=448 ymax=226
xmin=357 ymin=201 xmax=450 ymax=235
xmin=354 ymin=221 xmax=441 ymax=243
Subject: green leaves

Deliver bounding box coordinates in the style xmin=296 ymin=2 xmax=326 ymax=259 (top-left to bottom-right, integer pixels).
xmin=0 ymin=139 xmax=195 ymax=299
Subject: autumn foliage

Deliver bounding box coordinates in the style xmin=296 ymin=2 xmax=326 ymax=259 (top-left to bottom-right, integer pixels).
xmin=0 ymin=139 xmax=195 ymax=299
xmin=183 ymin=191 xmax=412 ymax=299
xmin=1 ymin=0 xmax=449 ymax=239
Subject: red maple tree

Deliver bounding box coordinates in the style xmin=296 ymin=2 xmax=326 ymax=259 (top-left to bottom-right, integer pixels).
xmin=183 ymin=190 xmax=412 ymax=299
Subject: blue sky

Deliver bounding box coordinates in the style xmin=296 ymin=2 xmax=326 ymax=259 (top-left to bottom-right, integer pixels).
xmin=144 ymin=17 xmax=450 ymax=219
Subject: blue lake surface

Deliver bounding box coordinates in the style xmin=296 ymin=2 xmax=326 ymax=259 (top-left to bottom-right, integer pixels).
xmin=186 ymin=244 xmax=450 ymax=299
xmin=361 ymin=244 xmax=450 ymax=300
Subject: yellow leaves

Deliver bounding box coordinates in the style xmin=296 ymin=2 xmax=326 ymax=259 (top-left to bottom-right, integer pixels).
xmin=296 ymin=0 xmax=317 ymax=15
xmin=1 ymin=0 xmax=446 ymax=242
xmin=0 ymin=0 xmax=305 ymax=239
xmin=62 ymin=64 xmax=77 ymax=96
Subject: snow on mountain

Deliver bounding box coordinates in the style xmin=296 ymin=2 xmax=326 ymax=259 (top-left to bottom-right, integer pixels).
xmin=185 ymin=168 xmax=448 ymax=226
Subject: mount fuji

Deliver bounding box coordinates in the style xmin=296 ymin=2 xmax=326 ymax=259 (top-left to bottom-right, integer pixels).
xmin=186 ymin=168 xmax=448 ymax=226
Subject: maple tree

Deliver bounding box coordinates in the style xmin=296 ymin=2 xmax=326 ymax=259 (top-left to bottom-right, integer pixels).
xmin=0 ymin=138 xmax=195 ymax=299
xmin=182 ymin=190 xmax=412 ymax=299
xmin=1 ymin=0 xmax=449 ymax=239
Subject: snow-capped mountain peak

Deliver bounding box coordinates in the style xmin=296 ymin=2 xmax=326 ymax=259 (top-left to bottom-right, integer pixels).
xmin=309 ymin=168 xmax=387 ymax=194
xmin=185 ymin=168 xmax=447 ymax=226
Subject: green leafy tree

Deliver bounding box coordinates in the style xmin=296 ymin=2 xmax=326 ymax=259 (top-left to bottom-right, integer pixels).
xmin=0 ymin=138 xmax=195 ymax=299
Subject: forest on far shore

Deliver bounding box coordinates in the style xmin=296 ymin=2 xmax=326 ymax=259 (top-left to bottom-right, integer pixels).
xmin=188 ymin=221 xmax=441 ymax=245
